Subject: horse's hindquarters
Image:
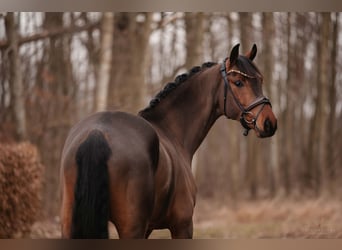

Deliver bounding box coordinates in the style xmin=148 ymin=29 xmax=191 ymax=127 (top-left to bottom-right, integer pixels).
xmin=60 ymin=111 xmax=160 ymax=238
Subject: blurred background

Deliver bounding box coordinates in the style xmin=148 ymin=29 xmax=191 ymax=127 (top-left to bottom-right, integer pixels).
xmin=0 ymin=12 xmax=341 ymax=238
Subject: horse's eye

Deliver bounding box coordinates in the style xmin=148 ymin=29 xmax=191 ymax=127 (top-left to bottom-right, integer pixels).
xmin=235 ymin=80 xmax=243 ymax=87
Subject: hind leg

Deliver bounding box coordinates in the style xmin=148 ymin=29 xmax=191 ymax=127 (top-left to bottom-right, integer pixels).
xmin=60 ymin=179 xmax=75 ymax=238
xmin=114 ymin=219 xmax=149 ymax=239
xmin=144 ymin=228 xmax=153 ymax=239
xmin=110 ymin=191 xmax=152 ymax=238
xmin=169 ymin=197 xmax=195 ymax=239
xmin=108 ymin=171 xmax=154 ymax=238
xmin=60 ymin=164 xmax=77 ymax=238
xmin=170 ymin=220 xmax=193 ymax=239
xmin=110 ymin=201 xmax=151 ymax=238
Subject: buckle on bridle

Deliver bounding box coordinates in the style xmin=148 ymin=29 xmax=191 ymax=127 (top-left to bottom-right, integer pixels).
xmin=243 ymin=128 xmax=250 ymax=136
xmin=240 ymin=112 xmax=254 ymax=136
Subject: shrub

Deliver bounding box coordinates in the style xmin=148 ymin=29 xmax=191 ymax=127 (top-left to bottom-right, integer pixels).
xmin=0 ymin=142 xmax=44 ymax=238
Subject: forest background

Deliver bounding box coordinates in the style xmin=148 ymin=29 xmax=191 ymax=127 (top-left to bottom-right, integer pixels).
xmin=0 ymin=12 xmax=341 ymax=238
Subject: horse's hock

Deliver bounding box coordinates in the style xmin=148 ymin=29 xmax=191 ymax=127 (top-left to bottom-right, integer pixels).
xmin=0 ymin=143 xmax=44 ymax=238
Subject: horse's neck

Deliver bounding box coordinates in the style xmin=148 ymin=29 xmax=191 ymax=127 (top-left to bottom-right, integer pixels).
xmin=146 ymin=66 xmax=222 ymax=159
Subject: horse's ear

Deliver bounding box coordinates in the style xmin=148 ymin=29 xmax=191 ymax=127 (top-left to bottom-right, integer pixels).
xmin=246 ymin=44 xmax=257 ymax=61
xmin=229 ymin=44 xmax=240 ymax=66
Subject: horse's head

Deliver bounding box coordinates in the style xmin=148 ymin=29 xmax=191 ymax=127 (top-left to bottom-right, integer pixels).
xmin=220 ymin=44 xmax=277 ymax=138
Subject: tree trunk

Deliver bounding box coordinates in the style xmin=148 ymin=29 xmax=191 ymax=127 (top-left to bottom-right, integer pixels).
xmin=108 ymin=13 xmax=152 ymax=114
xmin=307 ymin=13 xmax=330 ymax=197
xmin=184 ymin=12 xmax=205 ymax=68
xmin=95 ymin=12 xmax=114 ymax=112
xmin=184 ymin=12 xmax=205 ymax=178
xmin=261 ymin=12 xmax=277 ymax=197
xmin=295 ymin=13 xmax=310 ymax=195
xmin=281 ymin=12 xmax=293 ymax=196
xmin=239 ymin=12 xmax=259 ymax=200
xmin=79 ymin=12 xmax=100 ymax=115
xmin=326 ymin=12 xmax=339 ymax=195
xmin=238 ymin=13 xmax=253 ymax=52
xmin=318 ymin=13 xmax=331 ymax=195
xmin=37 ymin=12 xmax=75 ymax=217
xmin=5 ymin=12 xmax=27 ymax=141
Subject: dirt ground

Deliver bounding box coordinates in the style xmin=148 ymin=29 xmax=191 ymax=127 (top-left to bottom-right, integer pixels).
xmin=30 ymin=197 xmax=342 ymax=239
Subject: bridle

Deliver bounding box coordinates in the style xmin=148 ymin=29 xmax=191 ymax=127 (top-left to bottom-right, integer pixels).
xmin=220 ymin=59 xmax=272 ymax=136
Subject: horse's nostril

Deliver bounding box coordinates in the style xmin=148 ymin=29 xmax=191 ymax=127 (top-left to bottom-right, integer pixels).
xmin=263 ymin=118 xmax=277 ymax=136
xmin=264 ymin=118 xmax=272 ymax=133
xmin=264 ymin=119 xmax=272 ymax=133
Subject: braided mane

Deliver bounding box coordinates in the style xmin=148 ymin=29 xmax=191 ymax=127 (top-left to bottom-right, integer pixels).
xmin=139 ymin=62 xmax=217 ymax=116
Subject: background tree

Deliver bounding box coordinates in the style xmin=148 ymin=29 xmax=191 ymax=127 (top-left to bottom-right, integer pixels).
xmin=95 ymin=12 xmax=114 ymax=112
xmin=37 ymin=12 xmax=75 ymax=216
xmin=108 ymin=12 xmax=152 ymax=114
xmin=4 ymin=13 xmax=26 ymax=141
xmin=326 ymin=12 xmax=339 ymax=195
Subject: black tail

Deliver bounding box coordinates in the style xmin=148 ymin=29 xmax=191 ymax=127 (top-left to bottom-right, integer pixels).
xmin=71 ymin=129 xmax=112 ymax=238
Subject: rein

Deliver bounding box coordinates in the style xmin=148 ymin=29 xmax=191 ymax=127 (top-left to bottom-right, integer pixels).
xmin=220 ymin=59 xmax=271 ymax=136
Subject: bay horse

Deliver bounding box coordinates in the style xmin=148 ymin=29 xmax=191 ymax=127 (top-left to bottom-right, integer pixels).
xmin=60 ymin=44 xmax=277 ymax=239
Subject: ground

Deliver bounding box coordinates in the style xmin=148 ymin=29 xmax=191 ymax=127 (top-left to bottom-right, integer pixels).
xmin=30 ymin=197 xmax=342 ymax=239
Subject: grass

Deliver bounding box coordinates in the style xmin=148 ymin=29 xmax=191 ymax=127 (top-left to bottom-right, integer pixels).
xmin=192 ymin=197 xmax=342 ymax=238
xmin=30 ymin=197 xmax=342 ymax=238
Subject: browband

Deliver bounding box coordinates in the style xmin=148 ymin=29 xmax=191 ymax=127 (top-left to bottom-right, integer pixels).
xmin=226 ymin=69 xmax=256 ymax=79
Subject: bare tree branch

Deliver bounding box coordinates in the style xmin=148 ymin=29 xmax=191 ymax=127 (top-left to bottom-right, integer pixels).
xmin=0 ymin=21 xmax=100 ymax=50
